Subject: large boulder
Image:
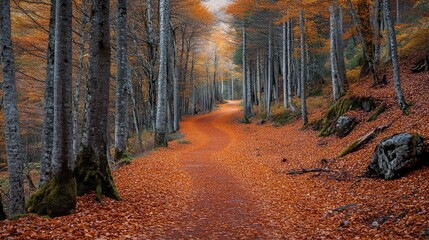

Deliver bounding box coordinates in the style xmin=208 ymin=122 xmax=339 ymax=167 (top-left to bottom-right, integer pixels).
xmin=335 ymin=116 xmax=357 ymax=138
xmin=366 ymin=133 xmax=426 ymax=180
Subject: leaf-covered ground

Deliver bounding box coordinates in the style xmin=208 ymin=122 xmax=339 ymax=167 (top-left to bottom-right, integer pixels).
xmin=1 ymin=68 xmax=429 ymax=239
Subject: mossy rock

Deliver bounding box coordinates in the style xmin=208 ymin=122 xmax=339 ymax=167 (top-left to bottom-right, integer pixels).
xmin=0 ymin=195 xmax=6 ymax=220
xmin=313 ymin=97 xmax=377 ymax=137
xmin=367 ymin=103 xmax=387 ymax=122
xmin=271 ymin=110 xmax=301 ymax=126
xmin=75 ymin=146 xmax=121 ymax=202
xmin=26 ymin=171 xmax=76 ymax=218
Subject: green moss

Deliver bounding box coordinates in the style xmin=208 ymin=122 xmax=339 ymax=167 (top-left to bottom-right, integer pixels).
xmin=168 ymin=132 xmax=184 ymax=141
xmin=75 ymin=146 xmax=121 ymax=202
xmin=271 ymin=110 xmax=300 ymax=126
xmin=313 ymin=97 xmax=377 ymax=137
xmin=242 ymin=116 xmax=251 ymax=124
xmin=338 ymin=139 xmax=360 ymax=157
xmin=26 ymin=169 xmax=76 ymax=218
xmin=154 ymin=133 xmax=168 ymax=148
xmin=367 ymin=104 xmax=387 ymax=122
xmin=178 ymin=140 xmax=191 ymax=144
xmin=0 ymin=195 xmax=6 ymax=220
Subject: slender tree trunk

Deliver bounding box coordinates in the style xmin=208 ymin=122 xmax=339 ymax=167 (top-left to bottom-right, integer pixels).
xmin=75 ymin=0 xmax=120 ymax=201
xmin=39 ymin=0 xmax=56 ymax=188
xmin=0 ymin=0 xmax=25 ymax=217
xmin=154 ymin=0 xmax=170 ymax=147
xmin=373 ymin=0 xmax=382 ymax=65
xmin=257 ymin=51 xmax=262 ymax=112
xmin=383 ymin=0 xmax=407 ymax=112
xmin=114 ymin=0 xmax=128 ymax=161
xmin=282 ymin=22 xmax=288 ymax=110
xmin=266 ymin=18 xmax=273 ymax=118
xmin=300 ymin=10 xmax=308 ymax=126
xmin=147 ymin=0 xmax=157 ymax=131
xmin=287 ymin=16 xmax=296 ymax=112
xmin=396 ymin=0 xmax=399 ymax=24
xmin=27 ymin=0 xmax=77 ymax=217
xmin=72 ymin=0 xmax=88 ymax=165
xmin=330 ymin=4 xmax=340 ymax=101
xmin=347 ymin=0 xmax=379 ymax=85
xmin=336 ymin=6 xmax=347 ymax=95
xmin=172 ymin=27 xmax=179 ymax=132
xmin=242 ymin=25 xmax=250 ymax=119
xmin=128 ymin=67 xmax=142 ymax=147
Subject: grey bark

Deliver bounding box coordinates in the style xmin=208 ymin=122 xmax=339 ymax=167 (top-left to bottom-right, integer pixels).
xmin=266 ymin=18 xmax=273 ymax=118
xmin=76 ymin=0 xmax=120 ymax=201
xmin=0 ymin=0 xmax=25 ymax=217
xmin=242 ymin=25 xmax=250 ymax=118
xmin=128 ymin=67 xmax=142 ymax=148
xmin=114 ymin=0 xmax=128 ymax=161
xmin=72 ymin=0 xmax=88 ymax=164
xmin=373 ymin=0 xmax=382 ymax=65
xmin=146 ymin=0 xmax=157 ymax=131
xmin=39 ymin=0 xmax=56 ymax=188
xmin=299 ymin=10 xmax=308 ymax=126
xmin=154 ymin=0 xmax=169 ymax=147
xmin=287 ymin=16 xmax=296 ymax=112
xmin=172 ymin=27 xmax=179 ymax=132
xmin=52 ymin=0 xmax=73 ymax=176
xmin=282 ymin=22 xmax=288 ymax=110
xmin=256 ymin=51 xmax=261 ymax=112
xmin=336 ymin=7 xmax=346 ymax=95
xmin=383 ymin=0 xmax=407 ymax=112
xmin=330 ymin=4 xmax=340 ymax=101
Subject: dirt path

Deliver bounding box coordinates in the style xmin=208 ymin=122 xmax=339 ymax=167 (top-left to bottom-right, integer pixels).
xmin=1 ymin=100 xmax=429 ymax=239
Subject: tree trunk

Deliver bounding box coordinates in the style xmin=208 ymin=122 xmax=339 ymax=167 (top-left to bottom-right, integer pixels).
xmin=27 ymin=0 xmax=77 ymax=217
xmin=266 ymin=18 xmax=273 ymax=118
xmin=287 ymin=16 xmax=296 ymax=112
xmin=336 ymin=6 xmax=347 ymax=95
xmin=242 ymin=25 xmax=250 ymax=119
xmin=346 ymin=0 xmax=380 ymax=85
xmin=300 ymin=10 xmax=308 ymax=126
xmin=373 ymin=0 xmax=382 ymax=65
xmin=154 ymin=0 xmax=170 ymax=147
xmin=172 ymin=28 xmax=179 ymax=132
xmin=147 ymin=0 xmax=157 ymax=131
xmin=128 ymin=67 xmax=142 ymax=148
xmin=0 ymin=0 xmax=25 ymax=217
xmin=330 ymin=4 xmax=340 ymax=101
xmin=72 ymin=0 xmax=88 ymax=165
xmin=114 ymin=0 xmax=128 ymax=161
xmin=75 ymin=0 xmax=120 ymax=202
xmin=39 ymin=0 xmax=56 ymax=188
xmin=282 ymin=22 xmax=288 ymax=110
xmin=383 ymin=0 xmax=407 ymax=113
xmin=257 ymin=51 xmax=262 ymax=112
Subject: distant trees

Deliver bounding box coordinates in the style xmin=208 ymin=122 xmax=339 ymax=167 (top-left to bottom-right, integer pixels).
xmin=226 ymin=0 xmax=410 ymax=125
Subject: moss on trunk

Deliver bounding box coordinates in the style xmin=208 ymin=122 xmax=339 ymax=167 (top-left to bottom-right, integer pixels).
xmin=367 ymin=103 xmax=387 ymax=122
xmin=75 ymin=146 xmax=121 ymax=201
xmin=26 ymin=169 xmax=76 ymax=218
xmin=154 ymin=132 xmax=168 ymax=148
xmin=0 ymin=194 xmax=6 ymax=220
xmin=312 ymin=97 xmax=376 ymax=137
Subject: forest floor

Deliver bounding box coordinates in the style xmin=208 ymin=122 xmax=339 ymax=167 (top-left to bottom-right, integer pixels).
xmin=1 ymin=67 xmax=429 ymax=239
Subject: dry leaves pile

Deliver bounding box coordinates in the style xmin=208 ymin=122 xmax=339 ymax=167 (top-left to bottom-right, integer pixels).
xmin=0 ymin=67 xmax=428 ymax=239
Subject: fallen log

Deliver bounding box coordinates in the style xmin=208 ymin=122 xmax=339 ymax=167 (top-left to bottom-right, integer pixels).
xmin=288 ymin=168 xmax=331 ymax=175
xmin=324 ymin=204 xmax=358 ymax=218
xmin=338 ymin=120 xmax=395 ymax=158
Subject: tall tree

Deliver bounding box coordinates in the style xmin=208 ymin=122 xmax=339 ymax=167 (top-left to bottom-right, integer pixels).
xmin=383 ymin=0 xmax=407 ymax=113
xmin=287 ymin=15 xmax=296 ymax=112
xmin=114 ymin=0 xmax=129 ymax=161
xmin=75 ymin=0 xmax=120 ymax=201
xmin=39 ymin=0 xmax=56 ymax=188
xmin=299 ymin=10 xmax=308 ymax=126
xmin=154 ymin=0 xmax=170 ymax=147
xmin=26 ymin=0 xmax=77 ymax=217
xmin=0 ymin=0 xmax=25 ymax=217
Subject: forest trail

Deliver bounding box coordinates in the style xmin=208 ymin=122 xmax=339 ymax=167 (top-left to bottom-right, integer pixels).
xmin=2 ymin=99 xmax=429 ymax=239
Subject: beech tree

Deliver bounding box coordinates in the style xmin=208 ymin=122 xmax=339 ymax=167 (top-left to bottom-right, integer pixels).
xmin=0 ymin=0 xmax=25 ymax=217
xmin=26 ymin=0 xmax=77 ymax=217
xmin=114 ymin=0 xmax=129 ymax=161
xmin=75 ymin=0 xmax=120 ymax=201
xmin=154 ymin=0 xmax=170 ymax=147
